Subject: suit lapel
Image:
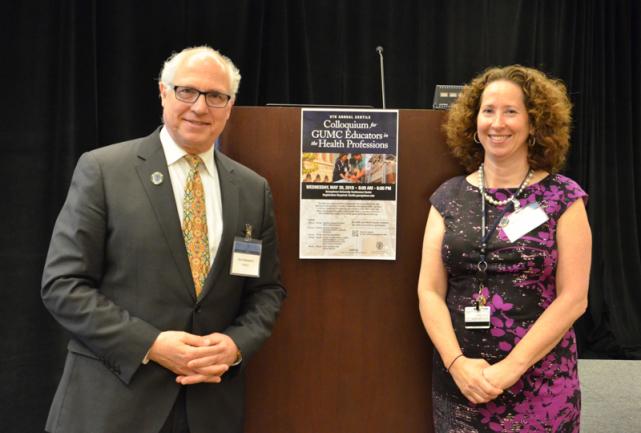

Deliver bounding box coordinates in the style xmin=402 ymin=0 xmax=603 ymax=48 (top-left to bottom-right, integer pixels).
xmin=200 ymin=151 xmax=239 ymax=299
xmin=135 ymin=131 xmax=195 ymax=300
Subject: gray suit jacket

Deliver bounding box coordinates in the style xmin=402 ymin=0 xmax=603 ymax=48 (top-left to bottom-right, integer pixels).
xmin=42 ymin=129 xmax=286 ymax=433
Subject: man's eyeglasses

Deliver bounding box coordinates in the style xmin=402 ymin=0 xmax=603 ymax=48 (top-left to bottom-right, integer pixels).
xmin=170 ymin=85 xmax=232 ymax=108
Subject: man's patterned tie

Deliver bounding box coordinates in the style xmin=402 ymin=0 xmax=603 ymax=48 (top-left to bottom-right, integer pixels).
xmin=182 ymin=155 xmax=210 ymax=297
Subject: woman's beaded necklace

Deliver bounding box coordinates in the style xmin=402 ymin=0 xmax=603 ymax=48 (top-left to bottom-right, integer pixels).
xmin=477 ymin=163 xmax=534 ymax=209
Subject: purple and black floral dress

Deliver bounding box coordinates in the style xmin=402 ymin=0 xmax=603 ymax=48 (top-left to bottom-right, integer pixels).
xmin=430 ymin=174 xmax=587 ymax=433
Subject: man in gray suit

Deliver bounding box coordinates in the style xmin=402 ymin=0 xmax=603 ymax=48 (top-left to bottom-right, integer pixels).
xmin=41 ymin=46 xmax=286 ymax=433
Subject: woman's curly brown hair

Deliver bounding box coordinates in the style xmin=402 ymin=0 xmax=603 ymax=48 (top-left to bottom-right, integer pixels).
xmin=443 ymin=65 xmax=572 ymax=173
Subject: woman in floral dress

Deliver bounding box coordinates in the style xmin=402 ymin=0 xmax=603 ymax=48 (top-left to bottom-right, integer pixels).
xmin=418 ymin=65 xmax=591 ymax=433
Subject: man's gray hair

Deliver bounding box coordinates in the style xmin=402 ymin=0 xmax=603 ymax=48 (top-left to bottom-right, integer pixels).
xmin=159 ymin=46 xmax=241 ymax=98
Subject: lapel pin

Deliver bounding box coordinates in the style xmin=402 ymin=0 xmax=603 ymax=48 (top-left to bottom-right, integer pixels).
xmin=151 ymin=172 xmax=164 ymax=185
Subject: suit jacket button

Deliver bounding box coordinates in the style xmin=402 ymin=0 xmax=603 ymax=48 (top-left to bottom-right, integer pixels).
xmin=195 ymin=305 xmax=201 ymax=313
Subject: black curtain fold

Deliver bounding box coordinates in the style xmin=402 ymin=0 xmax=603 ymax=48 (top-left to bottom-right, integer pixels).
xmin=2 ymin=1 xmax=640 ymax=431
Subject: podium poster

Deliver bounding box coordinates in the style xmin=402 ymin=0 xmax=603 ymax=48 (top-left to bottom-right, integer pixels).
xmin=299 ymin=108 xmax=399 ymax=259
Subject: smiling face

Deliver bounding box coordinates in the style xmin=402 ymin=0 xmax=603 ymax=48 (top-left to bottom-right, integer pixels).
xmin=476 ymin=79 xmax=532 ymax=165
xmin=159 ymin=52 xmax=234 ymax=154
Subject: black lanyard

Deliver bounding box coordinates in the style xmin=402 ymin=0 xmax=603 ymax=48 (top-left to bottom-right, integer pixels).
xmin=477 ymin=191 xmax=515 ymax=309
xmin=475 ymin=166 xmax=532 ymax=309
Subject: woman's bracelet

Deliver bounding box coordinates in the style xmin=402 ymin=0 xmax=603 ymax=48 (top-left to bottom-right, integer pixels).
xmin=446 ymin=354 xmax=464 ymax=373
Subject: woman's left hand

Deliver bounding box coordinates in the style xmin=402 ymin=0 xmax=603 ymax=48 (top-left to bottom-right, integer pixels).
xmin=482 ymin=360 xmax=524 ymax=391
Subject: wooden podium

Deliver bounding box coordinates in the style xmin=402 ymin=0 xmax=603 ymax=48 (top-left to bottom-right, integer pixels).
xmin=219 ymin=107 xmax=463 ymax=433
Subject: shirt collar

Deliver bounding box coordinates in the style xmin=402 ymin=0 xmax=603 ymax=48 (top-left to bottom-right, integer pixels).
xmin=159 ymin=126 xmax=216 ymax=175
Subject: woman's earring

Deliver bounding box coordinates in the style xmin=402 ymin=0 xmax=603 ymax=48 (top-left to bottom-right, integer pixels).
xmin=473 ymin=132 xmax=480 ymax=144
xmin=528 ymin=135 xmax=536 ymax=148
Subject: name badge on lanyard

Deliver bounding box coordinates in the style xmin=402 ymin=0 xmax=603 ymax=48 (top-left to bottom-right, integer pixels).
xmin=230 ymin=224 xmax=262 ymax=278
xmin=464 ymin=306 xmax=491 ymax=329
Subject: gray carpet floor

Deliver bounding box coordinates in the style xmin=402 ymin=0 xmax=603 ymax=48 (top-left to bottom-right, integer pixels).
xmin=579 ymin=359 xmax=641 ymax=433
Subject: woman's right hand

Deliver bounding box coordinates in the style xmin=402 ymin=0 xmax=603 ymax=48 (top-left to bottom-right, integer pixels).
xmin=449 ymin=356 xmax=503 ymax=404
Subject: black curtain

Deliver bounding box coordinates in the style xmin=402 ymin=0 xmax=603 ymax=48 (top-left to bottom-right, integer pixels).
xmin=1 ymin=1 xmax=639 ymax=432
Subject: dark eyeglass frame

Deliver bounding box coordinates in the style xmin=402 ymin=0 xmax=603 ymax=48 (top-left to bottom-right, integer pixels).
xmin=170 ymin=84 xmax=232 ymax=108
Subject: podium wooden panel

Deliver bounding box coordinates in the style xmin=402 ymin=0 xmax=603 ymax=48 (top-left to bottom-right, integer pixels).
xmin=219 ymin=107 xmax=463 ymax=433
